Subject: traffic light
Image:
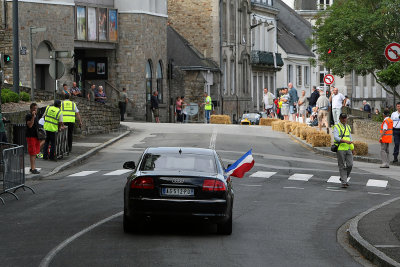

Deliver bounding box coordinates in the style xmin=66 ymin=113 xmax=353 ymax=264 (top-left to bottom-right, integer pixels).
xmin=3 ymin=54 xmax=11 ymax=63
xmin=327 ymin=49 xmax=333 ymax=54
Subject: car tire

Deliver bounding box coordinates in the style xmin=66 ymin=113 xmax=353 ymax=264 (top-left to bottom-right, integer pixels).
xmin=217 ymin=209 xmax=232 ymax=235
xmin=123 ymin=212 xmax=134 ymax=233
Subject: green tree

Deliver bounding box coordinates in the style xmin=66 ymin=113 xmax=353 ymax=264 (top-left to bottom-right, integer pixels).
xmin=313 ymin=0 xmax=400 ymax=98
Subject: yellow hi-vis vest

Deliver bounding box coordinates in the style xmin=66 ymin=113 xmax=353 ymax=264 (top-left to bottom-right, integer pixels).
xmin=334 ymin=123 xmax=354 ymax=151
xmin=205 ymin=96 xmax=212 ymax=111
xmin=44 ymin=106 xmax=61 ymax=132
xmin=61 ymin=100 xmax=76 ymax=123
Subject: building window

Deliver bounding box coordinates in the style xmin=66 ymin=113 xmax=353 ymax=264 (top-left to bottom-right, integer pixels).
xmin=243 ymin=59 xmax=248 ymax=93
xmin=270 ymin=76 xmax=274 ymax=94
xmin=304 ymin=66 xmax=309 ymax=86
xmin=229 ymin=2 xmax=235 ymax=43
xmin=223 ymin=60 xmax=227 ymax=94
xmin=222 ymin=1 xmax=227 ymax=42
xmin=297 ymin=65 xmax=302 ymax=86
xmin=371 ymin=74 xmax=375 ymax=86
xmin=264 ymin=76 xmax=268 ymax=91
xmin=146 ymin=60 xmax=153 ymax=102
xmin=241 ymin=3 xmax=248 ymax=45
xmin=231 ymin=60 xmax=235 ymax=94
xmin=156 ymin=61 xmax=163 ymax=102
xmin=288 ymin=65 xmax=293 ymax=84
xmin=363 ymin=75 xmax=367 ymax=87
xmin=318 ymin=0 xmax=332 ymax=10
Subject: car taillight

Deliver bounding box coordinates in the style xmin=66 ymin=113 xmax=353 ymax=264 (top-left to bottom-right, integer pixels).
xmin=131 ymin=177 xmax=154 ymax=189
xmin=202 ymin=179 xmax=226 ymax=192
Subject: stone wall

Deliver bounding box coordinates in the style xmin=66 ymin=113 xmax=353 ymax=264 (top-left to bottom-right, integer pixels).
xmin=117 ymin=13 xmax=168 ymax=122
xmin=0 ymin=28 xmax=13 ymax=81
xmin=352 ymin=119 xmax=381 ymax=140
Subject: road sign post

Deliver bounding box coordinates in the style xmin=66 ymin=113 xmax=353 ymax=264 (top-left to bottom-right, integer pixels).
xmin=324 ymin=74 xmax=334 ymax=85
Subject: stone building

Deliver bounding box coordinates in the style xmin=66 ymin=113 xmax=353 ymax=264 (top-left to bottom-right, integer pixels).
xmin=168 ymin=0 xmax=254 ymax=123
xmin=0 ymin=0 xmax=169 ymax=122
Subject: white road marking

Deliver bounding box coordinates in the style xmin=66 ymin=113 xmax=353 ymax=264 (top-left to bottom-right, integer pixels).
xmin=374 ymin=245 xmax=400 ymax=248
xmin=239 ymin=184 xmax=262 ymax=187
xmin=366 ymin=179 xmax=388 ymax=188
xmin=249 ymin=171 xmax=276 ymax=178
xmin=68 ymin=171 xmax=98 ymax=177
xmin=327 ymin=176 xmax=350 ymax=184
xmin=288 ymin=173 xmax=313 ymax=181
xmin=209 ymin=128 xmax=217 ymax=149
xmin=283 ymin=187 xmax=304 ymax=190
xmin=326 ymin=189 xmax=347 ymax=192
xmin=39 ymin=211 xmax=123 ymax=267
xmin=72 ymin=142 xmax=102 ymax=147
xmin=25 ymin=167 xmax=42 ymax=173
xmin=368 ymin=192 xmax=391 ymax=196
xmin=103 ymin=170 xmax=131 ymax=176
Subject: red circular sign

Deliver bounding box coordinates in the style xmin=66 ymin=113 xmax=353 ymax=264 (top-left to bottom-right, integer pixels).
xmin=385 ymin=43 xmax=400 ymax=62
xmin=324 ymin=74 xmax=334 ymax=85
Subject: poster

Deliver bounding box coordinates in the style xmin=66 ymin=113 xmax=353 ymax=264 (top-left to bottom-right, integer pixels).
xmin=87 ymin=61 xmax=96 ymax=73
xmin=98 ymin=8 xmax=107 ymax=41
xmin=76 ymin=6 xmax=86 ymax=40
xmin=88 ymin=7 xmax=97 ymax=41
xmin=108 ymin=9 xmax=118 ymax=42
xmin=97 ymin=63 xmax=105 ymax=75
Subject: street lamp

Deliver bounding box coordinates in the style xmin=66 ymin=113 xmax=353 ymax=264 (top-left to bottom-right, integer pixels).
xmin=30 ymin=26 xmax=46 ymax=101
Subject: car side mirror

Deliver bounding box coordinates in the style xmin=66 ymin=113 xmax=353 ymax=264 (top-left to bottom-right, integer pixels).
xmin=123 ymin=161 xmax=136 ymax=170
xmin=227 ymin=164 xmax=232 ymax=168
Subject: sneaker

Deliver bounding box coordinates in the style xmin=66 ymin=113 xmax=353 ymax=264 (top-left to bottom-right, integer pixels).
xmin=393 ymin=158 xmax=398 ymax=163
xmin=380 ymin=165 xmax=389 ymax=168
xmin=29 ymin=169 xmax=40 ymax=174
xmin=36 ymin=153 xmax=43 ymax=159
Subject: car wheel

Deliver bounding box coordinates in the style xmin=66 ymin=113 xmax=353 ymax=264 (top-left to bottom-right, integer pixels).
xmin=217 ymin=209 xmax=232 ymax=235
xmin=123 ymin=211 xmax=134 ymax=233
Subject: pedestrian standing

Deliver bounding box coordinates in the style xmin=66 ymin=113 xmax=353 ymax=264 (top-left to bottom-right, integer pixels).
xmin=333 ymin=113 xmax=354 ymax=188
xmin=308 ymin=86 xmax=320 ymax=113
xmin=87 ymin=84 xmax=96 ymax=101
xmin=119 ymin=88 xmax=128 ymax=121
xmin=175 ymin=96 xmax=183 ymax=123
xmin=151 ymin=91 xmax=160 ymax=123
xmin=25 ymin=103 xmax=41 ymax=174
xmin=280 ymin=88 xmax=290 ymax=121
xmin=95 ymin=86 xmax=107 ymax=104
xmin=61 ymin=94 xmax=82 ymax=153
xmin=43 ymin=100 xmax=63 ymax=161
xmin=329 ymin=87 xmax=345 ymax=125
xmin=0 ymin=112 xmax=10 ymax=142
xmin=298 ymin=90 xmax=308 ymax=120
xmin=70 ymin=82 xmax=82 ymax=97
xmin=363 ymin=100 xmax=371 ymax=113
xmin=380 ymin=110 xmax=393 ymax=168
xmin=288 ymin=83 xmax=299 ymax=121
xmin=344 ymin=96 xmax=351 ymax=107
xmin=181 ymin=96 xmax=188 ymax=123
xmin=263 ymin=88 xmax=275 ymax=118
xmin=316 ymin=90 xmax=330 ymax=133
xmin=202 ymin=92 xmax=212 ymax=124
xmin=391 ymin=102 xmax=400 ymax=163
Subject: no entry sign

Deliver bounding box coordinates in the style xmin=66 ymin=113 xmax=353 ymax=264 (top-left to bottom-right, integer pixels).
xmin=385 ymin=43 xmax=400 ymax=62
xmin=324 ymin=74 xmax=334 ymax=85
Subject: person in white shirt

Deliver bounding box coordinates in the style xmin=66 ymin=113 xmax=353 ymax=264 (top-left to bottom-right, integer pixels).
xmin=263 ymin=88 xmax=275 ymax=118
xmin=344 ymin=96 xmax=351 ymax=107
xmin=391 ymin=102 xmax=400 ymax=163
xmin=329 ymin=87 xmax=345 ymax=125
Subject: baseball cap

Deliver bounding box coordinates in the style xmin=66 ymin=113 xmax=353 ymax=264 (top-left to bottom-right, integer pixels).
xmin=339 ymin=113 xmax=348 ymax=119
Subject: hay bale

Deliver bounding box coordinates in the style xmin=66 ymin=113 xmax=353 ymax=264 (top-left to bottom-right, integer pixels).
xmin=260 ymin=118 xmax=279 ymax=126
xmin=353 ymin=141 xmax=368 ymax=156
xmin=305 ymin=129 xmax=320 ymax=143
xmin=295 ymin=126 xmax=307 ymax=137
xmin=300 ymin=127 xmax=314 ymax=140
xmin=210 ymin=115 xmax=231 ymax=124
xmin=310 ymin=133 xmax=331 ymax=147
xmin=284 ymin=122 xmax=294 ymax=133
xmin=272 ymin=120 xmax=285 ymax=132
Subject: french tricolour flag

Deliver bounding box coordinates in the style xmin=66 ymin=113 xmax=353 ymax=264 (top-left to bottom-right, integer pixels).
xmin=225 ymin=149 xmax=255 ymax=178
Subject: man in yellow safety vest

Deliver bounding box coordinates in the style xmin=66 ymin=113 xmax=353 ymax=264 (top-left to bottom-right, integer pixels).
xmin=43 ymin=100 xmax=64 ymax=161
xmin=62 ymin=94 xmax=82 ymax=152
xmin=202 ymin=92 xmax=212 ymax=124
xmin=333 ymin=113 xmax=354 ymax=188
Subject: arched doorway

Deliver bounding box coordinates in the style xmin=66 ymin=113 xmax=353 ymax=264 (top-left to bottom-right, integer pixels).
xmin=145 ymin=60 xmax=153 ymax=122
xmin=35 ymin=41 xmax=53 ymax=92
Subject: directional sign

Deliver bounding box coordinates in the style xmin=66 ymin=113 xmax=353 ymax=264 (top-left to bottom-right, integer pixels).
xmin=324 ymin=74 xmax=334 ymax=85
xmin=385 ymin=43 xmax=400 ymax=62
xmin=49 ymin=60 xmax=65 ymax=80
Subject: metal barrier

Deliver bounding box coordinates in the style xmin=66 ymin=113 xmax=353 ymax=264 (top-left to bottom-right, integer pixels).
xmin=55 ymin=126 xmax=69 ymax=159
xmin=0 ymin=142 xmax=34 ymax=205
xmin=12 ymin=124 xmax=28 ymax=153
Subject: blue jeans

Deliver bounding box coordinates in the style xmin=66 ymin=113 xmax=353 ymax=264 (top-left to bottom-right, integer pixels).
xmin=394 ymin=129 xmax=400 ymax=158
xmin=289 ymin=105 xmax=296 ymax=114
xmin=205 ymin=110 xmax=211 ymax=123
xmin=332 ymin=108 xmax=341 ymax=125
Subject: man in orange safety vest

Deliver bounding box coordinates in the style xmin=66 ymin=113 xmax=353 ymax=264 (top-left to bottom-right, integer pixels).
xmin=380 ymin=110 xmax=393 ymax=168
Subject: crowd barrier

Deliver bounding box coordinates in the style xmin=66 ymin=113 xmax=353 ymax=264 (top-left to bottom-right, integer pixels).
xmin=55 ymin=126 xmax=69 ymax=159
xmin=0 ymin=142 xmax=35 ymax=205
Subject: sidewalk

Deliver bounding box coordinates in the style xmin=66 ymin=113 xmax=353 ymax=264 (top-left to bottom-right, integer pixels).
xmin=25 ymin=128 xmax=131 ymax=179
xmin=291 ymin=130 xmax=400 ymax=266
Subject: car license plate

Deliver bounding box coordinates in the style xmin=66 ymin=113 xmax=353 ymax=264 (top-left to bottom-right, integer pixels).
xmin=162 ymin=187 xmax=194 ymax=196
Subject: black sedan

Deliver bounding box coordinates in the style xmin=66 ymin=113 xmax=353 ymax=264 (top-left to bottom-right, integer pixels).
xmin=123 ymin=147 xmax=234 ymax=235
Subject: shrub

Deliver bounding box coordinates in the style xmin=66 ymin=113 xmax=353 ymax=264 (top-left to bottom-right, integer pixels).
xmin=8 ymin=91 xmax=20 ymax=103
xmin=1 ymin=93 xmax=10 ymax=104
xmin=19 ymin=91 xmax=30 ymax=102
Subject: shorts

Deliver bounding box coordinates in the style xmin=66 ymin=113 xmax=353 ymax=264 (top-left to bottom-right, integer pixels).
xmin=27 ymin=137 xmax=41 ymax=156
xmin=281 ymin=105 xmax=289 ymax=116
xmin=265 ymin=108 xmax=274 ymax=116
xmin=289 ymin=105 xmax=296 ymax=114
xmin=152 ymin=108 xmax=159 ymax=117
xmin=318 ymin=110 xmax=328 ymax=122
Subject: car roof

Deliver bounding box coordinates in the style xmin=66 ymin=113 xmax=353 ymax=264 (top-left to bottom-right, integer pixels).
xmin=146 ymin=147 xmax=215 ymax=156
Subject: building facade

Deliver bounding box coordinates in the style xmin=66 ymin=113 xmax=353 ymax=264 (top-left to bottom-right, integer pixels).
xmin=0 ymin=0 xmax=168 ymax=122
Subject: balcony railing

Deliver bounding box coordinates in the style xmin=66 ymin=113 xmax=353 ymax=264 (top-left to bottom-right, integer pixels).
xmin=250 ymin=51 xmax=284 ymax=68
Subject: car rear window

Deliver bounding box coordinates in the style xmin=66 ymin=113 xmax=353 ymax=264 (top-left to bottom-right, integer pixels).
xmin=140 ymin=153 xmax=216 ymax=173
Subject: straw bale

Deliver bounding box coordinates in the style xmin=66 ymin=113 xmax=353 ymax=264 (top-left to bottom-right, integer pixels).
xmin=284 ymin=122 xmax=294 ymax=133
xmin=260 ymin=118 xmax=279 ymax=126
xmin=210 ymin=115 xmax=231 ymax=124
xmin=300 ymin=127 xmax=314 ymax=140
xmin=272 ymin=120 xmax=285 ymax=132
xmin=353 ymin=141 xmax=368 ymax=156
xmin=310 ymin=133 xmax=331 ymax=147
xmin=305 ymin=129 xmax=320 ymax=143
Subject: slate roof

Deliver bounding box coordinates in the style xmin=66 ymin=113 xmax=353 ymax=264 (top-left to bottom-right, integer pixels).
xmin=167 ymin=26 xmax=220 ymax=71
xmin=277 ymin=20 xmax=314 ymax=57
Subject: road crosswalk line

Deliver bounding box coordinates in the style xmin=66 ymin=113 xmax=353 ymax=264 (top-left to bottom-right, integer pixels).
xmin=69 ymin=171 xmax=98 ymax=177
xmin=249 ymin=171 xmax=277 ymax=178
xmin=103 ymin=170 xmax=132 ymax=176
xmin=327 ymin=176 xmax=350 ymax=184
xmin=288 ymin=173 xmax=313 ymax=181
xmin=366 ymin=179 xmax=388 ymax=188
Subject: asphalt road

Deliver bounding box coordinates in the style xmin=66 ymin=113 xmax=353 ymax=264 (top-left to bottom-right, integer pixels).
xmin=1 ymin=122 xmax=400 ymax=267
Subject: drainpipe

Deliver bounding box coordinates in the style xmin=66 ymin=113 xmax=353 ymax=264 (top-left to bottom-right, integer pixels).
xmin=219 ymin=0 xmax=224 ymax=114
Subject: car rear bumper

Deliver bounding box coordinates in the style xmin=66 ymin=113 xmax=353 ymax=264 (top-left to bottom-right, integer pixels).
xmin=127 ymin=198 xmax=230 ymax=223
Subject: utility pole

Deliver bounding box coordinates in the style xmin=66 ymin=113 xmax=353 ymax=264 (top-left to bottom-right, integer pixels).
xmin=12 ymin=0 xmax=19 ymax=94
